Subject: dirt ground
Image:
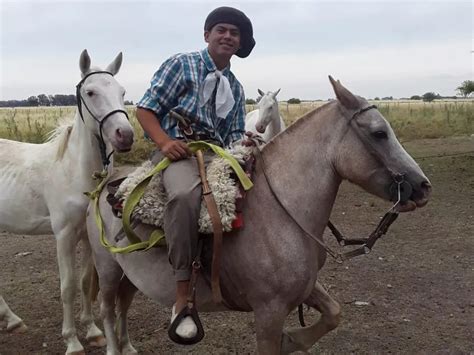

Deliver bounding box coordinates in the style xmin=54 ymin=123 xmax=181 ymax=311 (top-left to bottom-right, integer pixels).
xmin=1 ymin=136 xmax=473 ymax=354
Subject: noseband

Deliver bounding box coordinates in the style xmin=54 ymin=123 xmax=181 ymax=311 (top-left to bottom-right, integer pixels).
xmin=76 ymin=71 xmax=129 ymax=169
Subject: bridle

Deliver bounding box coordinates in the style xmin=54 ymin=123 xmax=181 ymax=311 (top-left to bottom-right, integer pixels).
xmin=76 ymin=71 xmax=129 ymax=170
xmin=256 ymin=104 xmax=413 ymax=262
xmin=349 ymin=105 xmax=412 ymax=203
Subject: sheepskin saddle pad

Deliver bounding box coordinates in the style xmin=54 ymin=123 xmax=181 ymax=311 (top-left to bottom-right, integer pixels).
xmin=114 ymin=146 xmax=251 ymax=234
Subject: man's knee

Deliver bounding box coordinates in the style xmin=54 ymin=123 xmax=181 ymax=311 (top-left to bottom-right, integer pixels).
xmin=167 ymin=186 xmax=201 ymax=207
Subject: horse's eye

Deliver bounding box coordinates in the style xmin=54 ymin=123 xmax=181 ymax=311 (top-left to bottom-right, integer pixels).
xmin=86 ymin=91 xmax=94 ymax=97
xmin=372 ymin=131 xmax=387 ymax=140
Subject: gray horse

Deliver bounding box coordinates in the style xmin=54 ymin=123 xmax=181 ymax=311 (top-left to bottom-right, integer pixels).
xmin=86 ymin=76 xmax=431 ymax=354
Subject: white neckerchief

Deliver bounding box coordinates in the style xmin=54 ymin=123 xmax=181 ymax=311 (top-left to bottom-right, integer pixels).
xmin=199 ymin=70 xmax=235 ymax=119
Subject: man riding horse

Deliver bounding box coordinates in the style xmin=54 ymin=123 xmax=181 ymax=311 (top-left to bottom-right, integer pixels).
xmin=136 ymin=6 xmax=256 ymax=341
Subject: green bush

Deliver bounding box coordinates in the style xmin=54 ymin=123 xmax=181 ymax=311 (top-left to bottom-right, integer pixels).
xmin=287 ymin=98 xmax=301 ymax=104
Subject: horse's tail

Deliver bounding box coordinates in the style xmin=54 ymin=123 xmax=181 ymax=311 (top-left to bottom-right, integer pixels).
xmin=89 ymin=264 xmax=100 ymax=302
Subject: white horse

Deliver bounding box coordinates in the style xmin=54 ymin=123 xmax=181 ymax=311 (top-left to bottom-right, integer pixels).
xmin=245 ymin=89 xmax=286 ymax=142
xmin=0 ymin=49 xmax=134 ymax=354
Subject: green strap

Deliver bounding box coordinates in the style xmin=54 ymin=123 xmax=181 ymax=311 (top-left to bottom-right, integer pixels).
xmin=86 ymin=169 xmax=167 ymax=253
xmin=89 ymin=141 xmax=253 ymax=254
xmin=121 ymin=141 xmax=253 ymax=251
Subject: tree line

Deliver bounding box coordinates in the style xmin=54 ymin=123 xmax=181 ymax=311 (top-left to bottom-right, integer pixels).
xmin=245 ymin=80 xmax=474 ymax=104
xmin=0 ymin=94 xmax=134 ymax=108
xmin=2 ymin=81 xmax=472 ymax=108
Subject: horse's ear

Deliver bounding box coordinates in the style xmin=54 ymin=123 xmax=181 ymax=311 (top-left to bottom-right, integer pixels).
xmin=106 ymin=52 xmax=123 ymax=76
xmin=273 ymin=88 xmax=281 ymax=98
xmin=79 ymin=49 xmax=91 ymax=76
xmin=328 ymin=75 xmax=359 ymax=110
xmin=258 ymin=89 xmax=265 ymax=96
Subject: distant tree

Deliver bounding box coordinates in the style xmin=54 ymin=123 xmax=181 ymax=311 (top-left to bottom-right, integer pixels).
xmin=374 ymin=97 xmax=380 ymax=101
xmin=0 ymin=94 xmax=77 ymax=107
xmin=27 ymin=95 xmax=39 ymax=106
xmin=382 ymin=96 xmax=393 ymax=100
xmin=410 ymin=95 xmax=422 ymax=100
xmin=245 ymin=98 xmax=256 ymax=105
xmin=422 ymin=92 xmax=437 ymax=102
xmin=37 ymin=94 xmax=50 ymax=106
xmin=124 ymin=100 xmax=134 ymax=105
xmin=287 ymin=98 xmax=301 ymax=104
xmin=51 ymin=94 xmax=76 ymax=106
xmin=456 ymin=80 xmax=474 ymax=98
xmin=0 ymin=100 xmax=20 ymax=107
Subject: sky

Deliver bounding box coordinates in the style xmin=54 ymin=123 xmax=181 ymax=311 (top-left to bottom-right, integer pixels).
xmin=0 ymin=0 xmax=472 ymax=102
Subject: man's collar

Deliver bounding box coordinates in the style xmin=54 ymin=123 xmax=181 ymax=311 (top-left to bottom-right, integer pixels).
xmin=200 ymin=48 xmax=230 ymax=74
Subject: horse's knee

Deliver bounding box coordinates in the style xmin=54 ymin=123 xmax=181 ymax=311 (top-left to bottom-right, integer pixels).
xmin=61 ymin=283 xmax=77 ymax=301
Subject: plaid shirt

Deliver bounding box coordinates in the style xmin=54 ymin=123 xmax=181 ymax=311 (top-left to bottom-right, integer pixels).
xmin=137 ymin=48 xmax=246 ymax=147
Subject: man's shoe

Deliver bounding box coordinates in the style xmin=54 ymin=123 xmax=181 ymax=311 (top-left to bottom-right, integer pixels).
xmin=171 ymin=304 xmax=198 ymax=339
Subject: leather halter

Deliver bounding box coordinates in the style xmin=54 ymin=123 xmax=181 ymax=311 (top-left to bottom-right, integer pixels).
xmin=348 ymin=105 xmax=412 ymax=203
xmin=76 ymin=71 xmax=129 ymax=169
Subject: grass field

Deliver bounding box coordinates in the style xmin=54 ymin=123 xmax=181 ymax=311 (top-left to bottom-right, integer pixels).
xmin=0 ymin=100 xmax=472 ymax=164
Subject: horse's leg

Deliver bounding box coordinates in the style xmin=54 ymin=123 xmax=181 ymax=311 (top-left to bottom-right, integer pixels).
xmin=79 ymin=238 xmax=106 ymax=348
xmin=253 ymin=301 xmax=288 ymax=354
xmin=281 ymin=281 xmax=341 ymax=353
xmin=56 ymin=226 xmax=84 ymax=355
xmin=0 ymin=295 xmax=27 ymax=333
xmin=97 ymin=262 xmax=123 ymax=355
xmin=116 ymin=276 xmax=138 ymax=355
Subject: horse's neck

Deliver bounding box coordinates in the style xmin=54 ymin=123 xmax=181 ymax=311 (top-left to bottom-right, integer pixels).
xmin=267 ymin=104 xmax=282 ymax=138
xmin=258 ymin=104 xmax=342 ymax=234
xmin=65 ymin=112 xmax=112 ymax=180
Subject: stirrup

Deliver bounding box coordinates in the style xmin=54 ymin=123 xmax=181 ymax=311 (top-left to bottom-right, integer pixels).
xmin=168 ymin=305 xmax=205 ymax=345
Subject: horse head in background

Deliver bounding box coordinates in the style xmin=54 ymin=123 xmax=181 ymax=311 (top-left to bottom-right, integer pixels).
xmin=245 ymin=88 xmax=286 ymax=142
xmin=0 ymin=49 xmax=134 ymax=354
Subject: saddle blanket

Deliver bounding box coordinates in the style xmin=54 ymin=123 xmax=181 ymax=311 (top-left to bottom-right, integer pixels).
xmin=115 ymin=145 xmax=251 ymax=234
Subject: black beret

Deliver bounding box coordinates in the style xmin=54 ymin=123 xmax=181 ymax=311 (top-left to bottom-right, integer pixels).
xmin=204 ymin=6 xmax=256 ymax=58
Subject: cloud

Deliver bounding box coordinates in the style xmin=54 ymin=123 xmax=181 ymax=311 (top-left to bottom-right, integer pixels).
xmin=0 ymin=0 xmax=472 ymax=101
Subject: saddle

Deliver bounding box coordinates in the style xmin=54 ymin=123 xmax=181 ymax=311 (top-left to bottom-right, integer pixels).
xmin=106 ymin=147 xmax=254 ymax=232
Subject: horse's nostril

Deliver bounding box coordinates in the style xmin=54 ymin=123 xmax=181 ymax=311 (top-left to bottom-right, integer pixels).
xmin=116 ymin=128 xmax=123 ymax=140
xmin=421 ymin=180 xmax=432 ymax=192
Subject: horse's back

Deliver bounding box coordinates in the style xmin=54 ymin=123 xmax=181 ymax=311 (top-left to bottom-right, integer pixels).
xmin=0 ymin=139 xmax=55 ymax=234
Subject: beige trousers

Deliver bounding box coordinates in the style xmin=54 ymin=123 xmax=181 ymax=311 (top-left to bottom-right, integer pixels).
xmin=151 ymin=149 xmax=213 ymax=281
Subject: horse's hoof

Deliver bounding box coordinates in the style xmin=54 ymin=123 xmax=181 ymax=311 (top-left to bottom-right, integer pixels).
xmin=121 ymin=343 xmax=138 ymax=355
xmin=7 ymin=322 xmax=28 ymax=333
xmin=281 ymin=330 xmax=307 ymax=354
xmin=88 ymin=335 xmax=107 ymax=347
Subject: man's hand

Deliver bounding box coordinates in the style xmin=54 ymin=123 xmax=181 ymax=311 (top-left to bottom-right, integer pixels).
xmin=160 ymin=139 xmax=192 ymax=161
xmin=241 ymin=131 xmax=265 ymax=147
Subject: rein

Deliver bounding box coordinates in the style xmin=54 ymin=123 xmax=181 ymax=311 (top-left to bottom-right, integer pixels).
xmin=76 ymin=71 xmax=129 ymax=170
xmin=255 ymin=105 xmax=406 ymax=263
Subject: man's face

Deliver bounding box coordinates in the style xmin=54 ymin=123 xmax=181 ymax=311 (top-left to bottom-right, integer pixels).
xmin=205 ymin=23 xmax=241 ymax=60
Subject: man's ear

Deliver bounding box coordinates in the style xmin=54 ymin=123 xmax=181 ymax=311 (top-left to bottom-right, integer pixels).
xmin=204 ymin=31 xmax=210 ymax=43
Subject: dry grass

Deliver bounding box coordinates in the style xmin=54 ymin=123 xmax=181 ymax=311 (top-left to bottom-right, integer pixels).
xmin=1 ymin=100 xmax=472 ymax=164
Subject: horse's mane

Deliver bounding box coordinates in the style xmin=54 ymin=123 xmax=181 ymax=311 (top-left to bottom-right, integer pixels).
xmin=46 ymin=119 xmax=74 ymax=161
xmin=264 ymin=100 xmax=338 ymax=149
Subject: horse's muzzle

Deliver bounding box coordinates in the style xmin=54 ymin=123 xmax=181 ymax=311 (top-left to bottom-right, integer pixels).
xmin=395 ymin=179 xmax=432 ymax=212
xmin=113 ymin=128 xmax=134 ymax=152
